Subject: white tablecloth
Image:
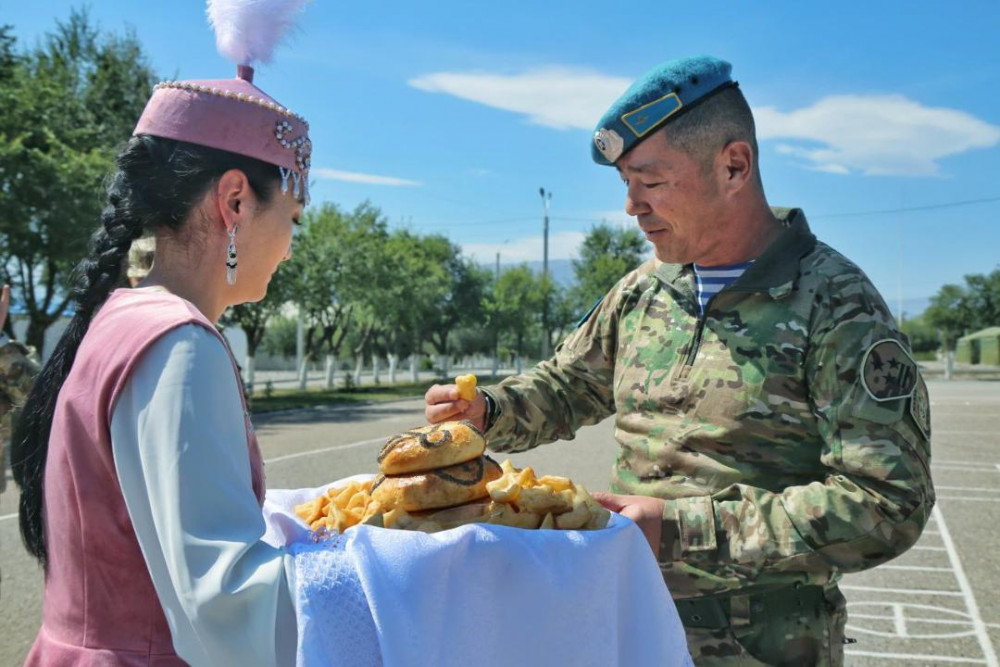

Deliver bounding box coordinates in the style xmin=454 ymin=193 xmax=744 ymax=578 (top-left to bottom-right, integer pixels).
xmin=263 ymin=477 xmax=693 ymax=667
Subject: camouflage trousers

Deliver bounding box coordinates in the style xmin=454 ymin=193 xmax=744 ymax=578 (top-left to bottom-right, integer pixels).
xmin=677 ymin=584 xmax=847 ymax=666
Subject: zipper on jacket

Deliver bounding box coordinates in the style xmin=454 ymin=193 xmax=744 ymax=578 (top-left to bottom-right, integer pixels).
xmin=684 ymin=293 xmax=719 ymax=367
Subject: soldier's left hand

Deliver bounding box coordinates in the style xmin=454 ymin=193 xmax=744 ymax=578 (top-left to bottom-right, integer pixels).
xmin=592 ymin=491 xmax=664 ymax=559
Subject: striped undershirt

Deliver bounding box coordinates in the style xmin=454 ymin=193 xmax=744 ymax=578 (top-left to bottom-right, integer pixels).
xmin=692 ymin=261 xmax=753 ymax=314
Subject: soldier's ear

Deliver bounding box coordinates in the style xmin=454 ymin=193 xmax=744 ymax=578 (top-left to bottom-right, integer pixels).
xmin=718 ymin=140 xmax=754 ymax=195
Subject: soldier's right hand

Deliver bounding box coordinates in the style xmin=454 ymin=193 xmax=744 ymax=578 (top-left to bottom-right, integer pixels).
xmin=424 ymin=383 xmax=487 ymax=431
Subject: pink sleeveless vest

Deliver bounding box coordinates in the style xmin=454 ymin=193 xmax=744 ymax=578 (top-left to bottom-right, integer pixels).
xmin=26 ymin=289 xmax=265 ymax=666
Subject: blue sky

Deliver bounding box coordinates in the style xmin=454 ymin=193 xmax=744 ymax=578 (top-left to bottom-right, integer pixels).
xmin=6 ymin=1 xmax=1000 ymax=316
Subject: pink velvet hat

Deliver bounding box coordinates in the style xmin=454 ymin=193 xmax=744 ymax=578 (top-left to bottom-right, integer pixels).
xmin=133 ymin=0 xmax=312 ymax=201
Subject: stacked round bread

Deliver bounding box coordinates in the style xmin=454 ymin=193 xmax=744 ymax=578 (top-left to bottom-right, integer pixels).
xmin=371 ymin=420 xmax=502 ymax=512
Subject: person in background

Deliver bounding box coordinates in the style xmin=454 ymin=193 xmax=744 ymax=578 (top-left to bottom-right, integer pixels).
xmin=0 ymin=284 xmax=40 ymax=494
xmin=425 ymin=56 xmax=934 ymax=665
xmin=11 ymin=1 xmax=315 ymax=663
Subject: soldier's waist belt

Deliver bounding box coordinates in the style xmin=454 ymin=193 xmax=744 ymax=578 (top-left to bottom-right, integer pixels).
xmin=675 ymin=584 xmax=828 ymax=630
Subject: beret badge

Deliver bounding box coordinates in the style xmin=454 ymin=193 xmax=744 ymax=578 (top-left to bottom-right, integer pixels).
xmin=593 ymin=128 xmax=624 ymax=163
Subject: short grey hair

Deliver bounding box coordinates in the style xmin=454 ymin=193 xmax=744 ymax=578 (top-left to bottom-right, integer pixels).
xmin=661 ymin=86 xmax=760 ymax=180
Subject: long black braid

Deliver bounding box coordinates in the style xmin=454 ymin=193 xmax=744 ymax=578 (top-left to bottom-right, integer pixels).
xmin=12 ymin=134 xmax=279 ymax=567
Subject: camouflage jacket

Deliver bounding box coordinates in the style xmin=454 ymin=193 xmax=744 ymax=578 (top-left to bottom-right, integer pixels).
xmin=484 ymin=208 xmax=934 ymax=598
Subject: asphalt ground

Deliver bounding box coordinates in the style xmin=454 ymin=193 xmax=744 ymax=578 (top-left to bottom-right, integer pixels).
xmin=1 ymin=379 xmax=998 ymax=665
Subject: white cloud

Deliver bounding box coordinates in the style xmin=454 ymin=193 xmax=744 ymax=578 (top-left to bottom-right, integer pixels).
xmin=312 ymin=168 xmax=422 ymax=186
xmin=410 ymin=64 xmax=1000 ymax=176
xmin=409 ymin=67 xmax=630 ymax=130
xmin=462 ymin=231 xmax=588 ymax=264
xmin=756 ymin=95 xmax=1000 ymax=176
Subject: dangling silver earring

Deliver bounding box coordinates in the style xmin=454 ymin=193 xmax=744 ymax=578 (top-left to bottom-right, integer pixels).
xmin=226 ymin=226 xmax=238 ymax=285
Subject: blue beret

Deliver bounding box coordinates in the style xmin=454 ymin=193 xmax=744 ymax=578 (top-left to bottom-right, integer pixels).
xmin=591 ymin=55 xmax=735 ymax=165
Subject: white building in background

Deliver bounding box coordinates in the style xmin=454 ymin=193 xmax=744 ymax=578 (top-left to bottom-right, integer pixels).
xmin=11 ymin=316 xmax=249 ymax=369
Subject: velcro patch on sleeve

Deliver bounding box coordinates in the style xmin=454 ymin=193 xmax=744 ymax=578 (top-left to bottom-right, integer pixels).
xmin=910 ymin=375 xmax=931 ymax=439
xmin=860 ymin=339 xmax=918 ymax=402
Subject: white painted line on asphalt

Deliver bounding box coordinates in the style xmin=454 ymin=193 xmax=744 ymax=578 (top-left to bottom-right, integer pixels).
xmin=844 ymin=650 xmax=985 ymax=664
xmin=936 ymin=485 xmax=1000 ymax=493
xmin=934 ymin=460 xmax=1000 ymax=467
xmin=938 ymin=496 xmax=1000 ymax=503
xmin=0 ymin=511 xmax=16 ymax=523
xmin=841 ymin=584 xmax=963 ymax=597
xmin=923 ymin=529 xmax=941 ymax=535
xmin=934 ymin=504 xmax=999 ymax=667
xmin=893 ymin=603 xmax=908 ymax=637
xmin=849 ymin=613 xmax=1000 ymax=630
xmin=934 ymin=464 xmax=1000 ymax=472
xmin=264 ymin=437 xmax=386 ymax=465
xmin=913 ymin=545 xmax=947 ymax=552
xmin=880 ymin=564 xmax=953 ymax=573
xmin=935 ymin=431 xmax=999 ymax=436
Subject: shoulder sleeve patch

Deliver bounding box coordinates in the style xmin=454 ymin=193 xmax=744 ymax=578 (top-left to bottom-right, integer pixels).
xmin=909 ymin=375 xmax=931 ymax=439
xmin=860 ymin=339 xmax=918 ymax=401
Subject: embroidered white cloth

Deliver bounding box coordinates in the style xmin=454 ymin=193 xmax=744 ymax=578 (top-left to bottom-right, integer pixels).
xmin=263 ymin=477 xmax=693 ymax=667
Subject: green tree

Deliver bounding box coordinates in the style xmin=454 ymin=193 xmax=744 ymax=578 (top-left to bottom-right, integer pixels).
xmin=924 ymin=267 xmax=1000 ymax=354
xmin=0 ymin=11 xmax=157 ymax=353
xmin=925 ymin=284 xmax=971 ymax=351
xmin=963 ymin=268 xmax=1000 ymax=330
xmin=569 ymin=222 xmax=647 ymax=316
xmin=490 ymin=265 xmax=544 ymax=372
xmin=376 ymin=229 xmax=448 ymax=383
xmin=220 ymin=261 xmax=293 ymax=391
xmin=417 ymin=236 xmax=490 ymax=378
xmin=260 ymin=314 xmax=298 ymax=359
xmin=900 ymin=313 xmax=939 ymax=356
xmin=286 ymin=203 xmax=359 ymax=388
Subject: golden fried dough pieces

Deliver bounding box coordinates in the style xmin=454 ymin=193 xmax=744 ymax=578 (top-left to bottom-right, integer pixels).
xmin=294 ymin=461 xmax=610 ymax=535
xmin=293 ymin=479 xmax=384 ymax=534
xmin=484 ymin=460 xmax=610 ymax=531
xmin=377 ymin=420 xmax=486 ymax=475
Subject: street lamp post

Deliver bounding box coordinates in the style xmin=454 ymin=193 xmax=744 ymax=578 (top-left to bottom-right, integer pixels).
xmin=539 ymin=187 xmax=552 ymax=359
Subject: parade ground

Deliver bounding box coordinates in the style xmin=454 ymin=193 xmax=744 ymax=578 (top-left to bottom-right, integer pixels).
xmin=1 ymin=379 xmax=998 ymax=665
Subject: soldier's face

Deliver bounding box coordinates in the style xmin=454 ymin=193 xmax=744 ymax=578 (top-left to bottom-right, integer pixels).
xmin=616 ymin=134 xmax=724 ymax=265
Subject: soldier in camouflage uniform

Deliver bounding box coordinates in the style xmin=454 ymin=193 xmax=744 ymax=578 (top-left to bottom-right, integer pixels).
xmin=426 ymin=56 xmax=933 ymax=666
xmin=0 ymin=285 xmax=41 ymax=494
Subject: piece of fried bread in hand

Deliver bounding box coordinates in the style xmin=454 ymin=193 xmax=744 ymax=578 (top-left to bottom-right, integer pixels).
xmin=455 ymin=374 xmax=477 ymax=401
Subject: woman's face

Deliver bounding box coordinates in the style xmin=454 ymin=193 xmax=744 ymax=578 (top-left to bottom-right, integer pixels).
xmin=235 ymin=185 xmax=301 ymax=302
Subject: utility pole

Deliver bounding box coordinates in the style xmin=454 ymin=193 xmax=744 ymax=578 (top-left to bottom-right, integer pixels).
xmin=539 ymin=187 xmax=552 ymax=359
xmin=897 ymin=189 xmax=905 ymax=328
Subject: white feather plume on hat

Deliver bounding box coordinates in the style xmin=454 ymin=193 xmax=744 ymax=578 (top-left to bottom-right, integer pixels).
xmin=207 ymin=0 xmax=311 ymax=66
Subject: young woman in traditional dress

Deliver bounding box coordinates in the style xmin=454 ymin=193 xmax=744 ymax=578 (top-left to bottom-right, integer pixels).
xmin=13 ymin=2 xmax=313 ymax=664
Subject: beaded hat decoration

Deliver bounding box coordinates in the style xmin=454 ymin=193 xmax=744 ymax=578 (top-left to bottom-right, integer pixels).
xmin=133 ymin=0 xmax=312 ymax=201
